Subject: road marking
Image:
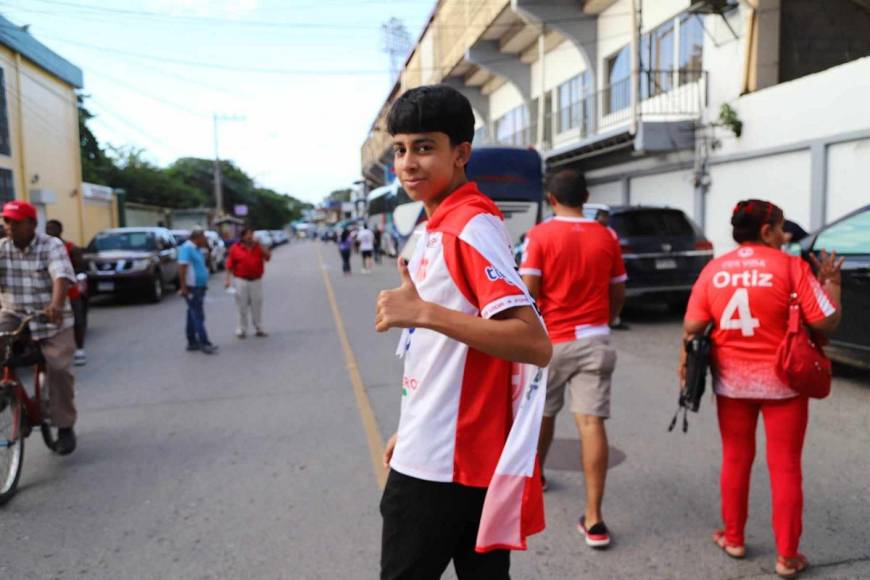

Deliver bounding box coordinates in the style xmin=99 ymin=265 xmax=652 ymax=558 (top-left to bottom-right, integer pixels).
xmin=316 ymin=247 xmax=387 ymax=489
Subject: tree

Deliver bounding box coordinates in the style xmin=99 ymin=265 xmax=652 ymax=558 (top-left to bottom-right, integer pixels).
xmin=77 ymin=94 xmax=115 ymax=184
xmin=112 ymin=147 xmax=206 ymax=208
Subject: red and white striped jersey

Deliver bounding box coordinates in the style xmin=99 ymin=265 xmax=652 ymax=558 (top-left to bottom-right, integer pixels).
xmin=390 ymin=183 xmax=532 ymax=488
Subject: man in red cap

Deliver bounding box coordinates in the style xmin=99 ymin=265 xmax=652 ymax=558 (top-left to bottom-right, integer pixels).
xmin=0 ymin=200 xmax=78 ymax=454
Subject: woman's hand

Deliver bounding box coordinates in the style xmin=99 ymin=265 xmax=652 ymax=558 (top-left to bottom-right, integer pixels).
xmin=810 ymin=250 xmax=845 ymax=286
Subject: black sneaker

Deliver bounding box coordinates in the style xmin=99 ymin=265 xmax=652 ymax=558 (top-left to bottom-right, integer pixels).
xmin=578 ymin=516 xmax=611 ymax=548
xmin=200 ymin=344 xmax=219 ymax=355
xmin=186 ymin=343 xmax=201 ymax=352
xmin=56 ymin=427 xmax=77 ymax=455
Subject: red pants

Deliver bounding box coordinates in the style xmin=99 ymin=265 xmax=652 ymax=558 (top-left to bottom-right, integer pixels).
xmin=716 ymin=395 xmax=808 ymax=558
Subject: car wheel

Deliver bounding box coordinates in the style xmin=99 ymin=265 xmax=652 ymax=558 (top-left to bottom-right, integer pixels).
xmin=148 ymin=272 xmax=165 ymax=303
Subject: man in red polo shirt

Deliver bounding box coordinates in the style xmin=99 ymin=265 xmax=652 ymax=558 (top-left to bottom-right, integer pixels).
xmin=225 ymin=227 xmax=271 ymax=338
xmin=520 ymin=169 xmax=626 ymax=549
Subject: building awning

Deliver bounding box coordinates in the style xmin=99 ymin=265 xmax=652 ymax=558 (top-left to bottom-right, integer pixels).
xmin=545 ymin=120 xmax=696 ymax=168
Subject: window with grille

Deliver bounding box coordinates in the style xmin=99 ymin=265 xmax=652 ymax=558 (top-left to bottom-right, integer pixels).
xmin=0 ymin=69 xmax=10 ymax=156
xmin=0 ymin=169 xmax=15 ymax=203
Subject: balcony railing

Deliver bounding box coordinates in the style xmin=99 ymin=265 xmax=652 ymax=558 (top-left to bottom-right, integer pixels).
xmin=550 ymin=69 xmax=707 ymax=144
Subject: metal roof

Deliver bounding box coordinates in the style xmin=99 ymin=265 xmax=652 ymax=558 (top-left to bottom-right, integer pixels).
xmin=0 ymin=14 xmax=83 ymax=88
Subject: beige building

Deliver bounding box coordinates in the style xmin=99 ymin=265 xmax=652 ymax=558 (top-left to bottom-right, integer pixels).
xmin=0 ymin=15 xmax=117 ymax=245
xmin=361 ymin=0 xmax=870 ymax=254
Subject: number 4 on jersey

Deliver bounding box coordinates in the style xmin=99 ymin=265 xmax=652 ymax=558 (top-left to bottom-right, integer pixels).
xmin=720 ymin=288 xmax=760 ymax=337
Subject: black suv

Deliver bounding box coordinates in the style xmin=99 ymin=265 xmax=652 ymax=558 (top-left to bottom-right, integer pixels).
xmin=84 ymin=227 xmax=180 ymax=303
xmin=798 ymin=204 xmax=870 ymax=369
xmin=594 ymin=205 xmax=714 ymax=307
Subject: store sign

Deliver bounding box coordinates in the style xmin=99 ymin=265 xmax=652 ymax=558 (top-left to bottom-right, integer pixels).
xmin=234 ymin=204 xmax=248 ymax=216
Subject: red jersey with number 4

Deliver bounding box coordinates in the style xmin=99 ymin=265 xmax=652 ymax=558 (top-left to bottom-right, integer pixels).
xmin=519 ymin=217 xmax=626 ymax=343
xmin=685 ymin=244 xmax=835 ymax=399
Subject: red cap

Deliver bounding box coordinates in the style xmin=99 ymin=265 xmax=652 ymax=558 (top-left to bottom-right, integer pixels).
xmin=2 ymin=200 xmax=37 ymax=221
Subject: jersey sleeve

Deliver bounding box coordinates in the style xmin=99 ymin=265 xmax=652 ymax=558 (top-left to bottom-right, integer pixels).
xmin=518 ymin=229 xmax=543 ymax=277
xmin=609 ymin=231 xmax=628 ymax=284
xmin=795 ymin=258 xmax=836 ymax=323
xmin=685 ymin=266 xmax=712 ymax=322
xmin=445 ymin=236 xmax=530 ymax=319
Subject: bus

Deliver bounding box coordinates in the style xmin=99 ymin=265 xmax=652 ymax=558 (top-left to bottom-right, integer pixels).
xmin=367 ymin=146 xmax=543 ymax=256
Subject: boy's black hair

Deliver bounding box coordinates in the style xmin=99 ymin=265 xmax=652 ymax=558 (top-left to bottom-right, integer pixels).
xmin=546 ymin=170 xmax=589 ymax=208
xmin=731 ymin=199 xmax=784 ymax=243
xmin=46 ymin=219 xmax=63 ymax=231
xmin=387 ymin=85 xmax=475 ymax=146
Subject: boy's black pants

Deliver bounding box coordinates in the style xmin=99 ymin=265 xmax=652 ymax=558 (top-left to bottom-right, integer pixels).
xmin=380 ymin=469 xmax=510 ymax=580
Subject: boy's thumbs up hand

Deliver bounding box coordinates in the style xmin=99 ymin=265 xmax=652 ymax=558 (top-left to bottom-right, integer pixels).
xmin=376 ymin=258 xmax=425 ymax=332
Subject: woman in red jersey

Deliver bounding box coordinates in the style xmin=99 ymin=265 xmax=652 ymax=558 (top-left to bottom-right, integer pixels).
xmin=681 ymin=200 xmax=843 ymax=578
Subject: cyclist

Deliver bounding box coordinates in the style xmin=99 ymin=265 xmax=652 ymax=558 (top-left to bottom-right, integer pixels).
xmin=0 ymin=201 xmax=78 ymax=455
xmin=45 ymin=219 xmax=88 ymax=366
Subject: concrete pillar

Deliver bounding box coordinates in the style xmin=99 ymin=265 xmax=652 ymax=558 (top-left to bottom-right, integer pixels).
xmin=809 ymin=141 xmax=827 ymax=229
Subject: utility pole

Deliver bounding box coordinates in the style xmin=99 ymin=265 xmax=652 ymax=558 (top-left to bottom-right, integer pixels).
xmin=212 ymin=113 xmax=244 ymax=217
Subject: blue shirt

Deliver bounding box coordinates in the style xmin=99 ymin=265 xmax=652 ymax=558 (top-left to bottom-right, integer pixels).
xmin=178 ymin=240 xmax=209 ymax=288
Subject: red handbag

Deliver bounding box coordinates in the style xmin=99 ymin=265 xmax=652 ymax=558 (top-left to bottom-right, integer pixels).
xmin=774 ymin=257 xmax=832 ymax=399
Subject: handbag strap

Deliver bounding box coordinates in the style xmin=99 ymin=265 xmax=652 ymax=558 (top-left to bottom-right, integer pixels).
xmin=786 ymin=256 xmax=804 ymax=333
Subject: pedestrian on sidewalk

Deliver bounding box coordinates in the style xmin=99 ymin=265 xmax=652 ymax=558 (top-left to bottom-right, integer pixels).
xmin=357 ymin=224 xmax=375 ymax=273
xmin=373 ymin=227 xmax=383 ymax=264
xmin=682 ymin=200 xmax=843 ymax=578
xmin=520 ymin=169 xmax=627 ymax=549
xmin=225 ymin=227 xmax=270 ymax=339
xmin=178 ymin=228 xmax=217 ymax=354
xmin=375 ymin=85 xmax=552 ymax=580
xmin=0 ymin=201 xmax=78 ymax=454
xmin=45 ymin=219 xmax=88 ymax=366
xmin=338 ymin=228 xmax=352 ymax=275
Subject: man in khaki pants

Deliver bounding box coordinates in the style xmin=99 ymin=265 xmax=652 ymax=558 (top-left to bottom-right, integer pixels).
xmin=520 ymin=170 xmax=626 ymax=549
xmin=0 ymin=201 xmax=78 ymax=454
xmin=225 ymin=227 xmax=271 ymax=338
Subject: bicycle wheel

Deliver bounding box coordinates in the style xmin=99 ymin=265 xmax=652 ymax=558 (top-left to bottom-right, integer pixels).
xmin=37 ymin=371 xmax=58 ymax=452
xmin=0 ymin=390 xmax=25 ymax=506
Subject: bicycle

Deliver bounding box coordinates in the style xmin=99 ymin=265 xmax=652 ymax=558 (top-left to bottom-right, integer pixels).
xmin=0 ymin=313 xmax=61 ymax=506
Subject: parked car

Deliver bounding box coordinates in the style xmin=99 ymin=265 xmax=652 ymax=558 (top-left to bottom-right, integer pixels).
xmin=204 ymin=231 xmax=226 ymax=273
xmin=605 ymin=205 xmax=714 ymax=308
xmin=254 ymin=230 xmax=275 ymax=248
xmin=798 ymin=204 xmax=870 ymax=369
xmin=270 ymin=230 xmax=289 ymax=245
xmin=84 ymin=227 xmax=179 ymax=303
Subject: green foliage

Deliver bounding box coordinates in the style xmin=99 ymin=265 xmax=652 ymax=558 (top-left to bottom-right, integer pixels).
xmin=78 ymin=94 xmax=114 ymax=184
xmin=77 ymin=98 xmax=311 ymax=228
xmin=719 ymin=104 xmax=743 ymax=138
xmin=112 ymin=147 xmax=207 ymax=208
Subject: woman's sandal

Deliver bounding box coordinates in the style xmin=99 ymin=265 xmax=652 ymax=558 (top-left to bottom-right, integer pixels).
xmin=712 ymin=530 xmax=746 ymax=559
xmin=776 ymin=554 xmax=809 ymax=578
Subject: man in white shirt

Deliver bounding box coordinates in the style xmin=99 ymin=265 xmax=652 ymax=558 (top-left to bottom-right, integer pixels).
xmin=357 ymin=225 xmax=375 ymax=273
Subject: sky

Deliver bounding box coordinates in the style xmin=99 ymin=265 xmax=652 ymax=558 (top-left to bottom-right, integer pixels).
xmin=0 ymin=0 xmax=434 ymax=204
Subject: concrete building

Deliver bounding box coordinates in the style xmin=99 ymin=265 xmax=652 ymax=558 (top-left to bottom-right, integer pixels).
xmin=361 ymin=0 xmax=870 ymax=254
xmin=0 ymin=15 xmax=117 ymax=245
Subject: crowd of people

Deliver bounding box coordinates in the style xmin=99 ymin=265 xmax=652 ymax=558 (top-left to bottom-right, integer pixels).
xmin=372 ymin=84 xmax=844 ymax=579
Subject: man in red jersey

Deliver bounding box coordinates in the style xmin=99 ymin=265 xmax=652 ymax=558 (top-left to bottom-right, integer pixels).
xmin=520 ymin=169 xmax=626 ymax=549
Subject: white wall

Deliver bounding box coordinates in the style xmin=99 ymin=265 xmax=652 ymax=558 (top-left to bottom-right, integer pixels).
xmin=714 ymin=57 xmax=870 ymax=157
xmin=630 ymin=170 xmax=695 ymax=218
xmin=640 ymin=0 xmax=690 ymax=32
xmin=531 ymin=40 xmax=586 ymax=99
xmin=827 ymin=138 xmax=870 ymax=222
xmin=588 ymin=180 xmax=623 ymax=205
xmin=707 ymin=150 xmax=811 ymax=254
xmin=489 ymin=82 xmax=525 ymax=121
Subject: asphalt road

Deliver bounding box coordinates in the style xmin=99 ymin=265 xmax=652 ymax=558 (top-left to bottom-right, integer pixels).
xmin=1 ymin=242 xmax=868 ymax=580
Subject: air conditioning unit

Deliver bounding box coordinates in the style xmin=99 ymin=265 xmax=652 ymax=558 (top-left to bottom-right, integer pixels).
xmin=688 ymin=0 xmax=739 ymax=15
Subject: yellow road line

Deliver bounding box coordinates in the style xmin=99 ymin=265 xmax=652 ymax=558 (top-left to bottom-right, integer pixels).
xmin=316 ymin=247 xmax=387 ymax=489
